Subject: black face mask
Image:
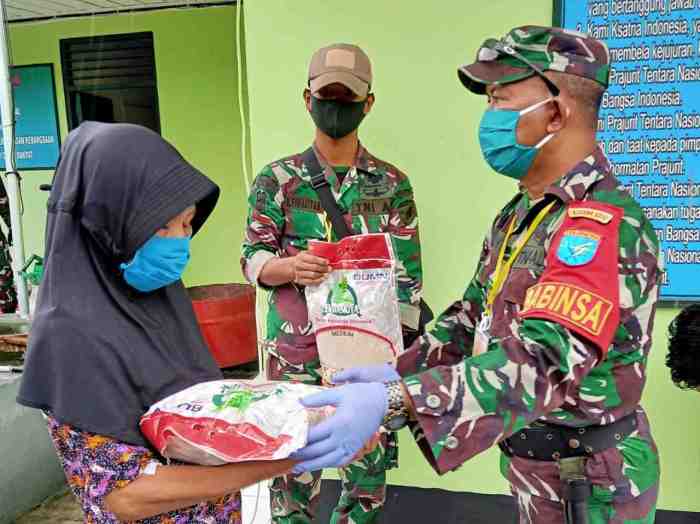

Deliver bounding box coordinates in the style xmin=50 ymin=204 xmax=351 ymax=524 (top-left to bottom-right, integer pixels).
xmin=310 ymin=96 xmax=366 ymax=139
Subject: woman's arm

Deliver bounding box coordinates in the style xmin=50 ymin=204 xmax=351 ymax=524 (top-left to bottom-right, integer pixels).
xmin=105 ymin=458 xmax=294 ymax=521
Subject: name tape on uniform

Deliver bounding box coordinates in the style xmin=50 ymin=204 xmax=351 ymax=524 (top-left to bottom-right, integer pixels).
xmin=568 ymin=207 xmax=613 ymax=224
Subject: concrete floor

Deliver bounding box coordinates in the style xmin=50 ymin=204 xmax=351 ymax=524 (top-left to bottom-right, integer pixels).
xmin=15 ymin=491 xmax=82 ymax=524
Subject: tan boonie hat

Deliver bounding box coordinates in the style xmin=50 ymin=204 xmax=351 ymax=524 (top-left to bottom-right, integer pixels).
xmin=308 ymin=43 xmax=372 ymax=97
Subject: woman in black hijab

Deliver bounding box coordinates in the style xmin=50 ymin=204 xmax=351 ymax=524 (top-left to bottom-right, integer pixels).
xmin=17 ymin=122 xmax=292 ymax=523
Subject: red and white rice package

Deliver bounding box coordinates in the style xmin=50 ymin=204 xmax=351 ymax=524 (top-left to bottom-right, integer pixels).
xmin=306 ymin=233 xmax=403 ymax=384
xmin=140 ymin=380 xmax=330 ymax=465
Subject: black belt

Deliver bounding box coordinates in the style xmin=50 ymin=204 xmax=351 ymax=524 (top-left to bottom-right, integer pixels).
xmin=500 ymin=413 xmax=637 ymax=462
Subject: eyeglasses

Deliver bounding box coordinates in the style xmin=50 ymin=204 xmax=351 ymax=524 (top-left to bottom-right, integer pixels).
xmin=479 ymin=41 xmax=560 ymax=97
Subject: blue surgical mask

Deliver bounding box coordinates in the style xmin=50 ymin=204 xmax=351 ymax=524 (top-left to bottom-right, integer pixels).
xmin=120 ymin=235 xmax=190 ymax=292
xmin=478 ymin=97 xmax=556 ymax=180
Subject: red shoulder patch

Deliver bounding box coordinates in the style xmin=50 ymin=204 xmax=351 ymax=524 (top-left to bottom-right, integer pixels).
xmin=519 ymin=201 xmax=623 ymax=357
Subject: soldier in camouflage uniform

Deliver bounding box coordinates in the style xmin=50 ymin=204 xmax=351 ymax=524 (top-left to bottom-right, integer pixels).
xmin=292 ymin=27 xmax=661 ymax=524
xmin=0 ymin=179 xmax=16 ymax=313
xmin=241 ymin=43 xmax=423 ymax=524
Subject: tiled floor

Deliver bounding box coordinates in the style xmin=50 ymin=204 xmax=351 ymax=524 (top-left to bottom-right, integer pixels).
xmin=17 ymin=482 xmax=272 ymax=523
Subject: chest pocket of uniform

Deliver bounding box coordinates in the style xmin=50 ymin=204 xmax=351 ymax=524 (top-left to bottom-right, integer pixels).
xmin=501 ymin=229 xmax=549 ymax=308
xmin=501 ymin=268 xmax=538 ymax=309
xmin=284 ymin=198 xmax=327 ymax=243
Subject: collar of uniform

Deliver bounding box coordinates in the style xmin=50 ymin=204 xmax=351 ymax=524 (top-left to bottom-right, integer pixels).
xmin=512 ymin=192 xmax=557 ymax=235
xmin=309 ymin=142 xmax=383 ymax=174
xmin=501 ymin=146 xmax=609 ymax=235
xmin=496 ymin=191 xmax=526 ymax=230
xmin=544 ymin=144 xmax=611 ymax=204
xmin=308 ymin=142 xmax=385 ymax=197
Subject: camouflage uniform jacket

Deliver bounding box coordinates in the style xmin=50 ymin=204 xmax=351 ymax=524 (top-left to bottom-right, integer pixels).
xmin=242 ymin=143 xmax=423 ymax=378
xmin=0 ymin=180 xmax=16 ymax=313
xmin=397 ymin=146 xmax=661 ymax=505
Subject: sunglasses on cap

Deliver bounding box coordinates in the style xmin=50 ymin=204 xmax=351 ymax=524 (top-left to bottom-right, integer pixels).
xmin=478 ymin=40 xmax=560 ymax=97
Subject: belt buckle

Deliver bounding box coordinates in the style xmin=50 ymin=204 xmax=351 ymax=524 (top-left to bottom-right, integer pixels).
xmin=558 ymin=456 xmax=587 ymax=482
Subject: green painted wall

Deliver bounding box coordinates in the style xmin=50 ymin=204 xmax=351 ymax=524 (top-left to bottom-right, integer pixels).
xmin=244 ymin=0 xmax=700 ymax=512
xmin=9 ymin=4 xmax=249 ymax=285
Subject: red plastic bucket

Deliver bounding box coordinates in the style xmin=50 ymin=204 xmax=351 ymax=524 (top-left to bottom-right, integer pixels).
xmin=188 ymin=283 xmax=257 ymax=368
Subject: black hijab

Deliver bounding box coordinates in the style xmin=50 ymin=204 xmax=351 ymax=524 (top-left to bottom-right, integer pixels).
xmin=18 ymin=122 xmax=223 ymax=447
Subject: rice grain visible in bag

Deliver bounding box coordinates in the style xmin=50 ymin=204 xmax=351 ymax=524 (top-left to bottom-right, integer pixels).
xmin=306 ymin=233 xmax=403 ymax=383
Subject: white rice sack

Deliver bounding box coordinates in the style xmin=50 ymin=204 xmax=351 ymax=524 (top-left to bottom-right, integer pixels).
xmin=306 ymin=233 xmax=403 ymax=383
xmin=140 ymin=380 xmax=329 ymax=465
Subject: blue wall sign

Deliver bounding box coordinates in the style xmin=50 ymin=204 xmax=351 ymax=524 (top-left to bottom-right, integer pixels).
xmin=557 ymin=0 xmax=700 ymax=301
xmin=0 ymin=64 xmax=61 ymax=171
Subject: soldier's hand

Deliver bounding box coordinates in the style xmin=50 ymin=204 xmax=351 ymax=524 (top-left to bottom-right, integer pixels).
xmin=292 ymin=251 xmax=330 ymax=286
xmin=290 ymin=383 xmax=387 ymax=474
xmin=351 ymin=432 xmax=381 ymax=462
xmin=332 ymin=364 xmax=400 ymax=385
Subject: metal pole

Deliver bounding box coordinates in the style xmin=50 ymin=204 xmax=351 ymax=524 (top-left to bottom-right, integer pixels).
xmin=0 ymin=1 xmax=28 ymax=318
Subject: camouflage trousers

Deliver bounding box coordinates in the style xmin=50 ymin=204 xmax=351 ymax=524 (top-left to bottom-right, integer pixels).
xmin=504 ymin=416 xmax=660 ymax=524
xmin=0 ymin=242 xmax=16 ymax=314
xmin=512 ymin=484 xmax=658 ymax=524
xmin=270 ymin=440 xmax=391 ymax=524
xmin=268 ymin=354 xmax=396 ymax=524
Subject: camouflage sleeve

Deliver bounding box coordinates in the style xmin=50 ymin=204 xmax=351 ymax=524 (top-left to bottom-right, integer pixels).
xmin=402 ymin=199 xmax=660 ymax=475
xmin=240 ymin=165 xmax=285 ymax=285
xmin=0 ymin=180 xmax=10 ymax=240
xmin=396 ymin=237 xmax=489 ymax=376
xmin=404 ymin=322 xmax=600 ymax=474
xmin=388 ymin=176 xmax=423 ymax=330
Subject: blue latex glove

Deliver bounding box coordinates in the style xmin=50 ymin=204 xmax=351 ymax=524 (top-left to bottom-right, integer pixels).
xmin=332 ymin=364 xmax=400 ymax=384
xmin=291 ymin=383 xmax=388 ymax=474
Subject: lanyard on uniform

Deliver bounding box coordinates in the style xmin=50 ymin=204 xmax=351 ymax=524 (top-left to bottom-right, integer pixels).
xmin=486 ymin=201 xmax=556 ymax=309
xmin=324 ymin=215 xmax=333 ymax=241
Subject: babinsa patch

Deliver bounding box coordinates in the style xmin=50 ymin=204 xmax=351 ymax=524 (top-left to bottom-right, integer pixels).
xmin=521 ymin=282 xmax=613 ymax=337
xmin=556 ymin=229 xmax=601 ymax=266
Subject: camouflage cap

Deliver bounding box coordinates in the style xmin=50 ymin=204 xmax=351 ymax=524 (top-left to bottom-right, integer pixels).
xmin=458 ymin=26 xmax=611 ymax=95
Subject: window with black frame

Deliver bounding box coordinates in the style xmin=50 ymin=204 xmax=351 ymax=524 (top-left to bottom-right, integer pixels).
xmin=60 ymin=32 xmax=160 ymax=133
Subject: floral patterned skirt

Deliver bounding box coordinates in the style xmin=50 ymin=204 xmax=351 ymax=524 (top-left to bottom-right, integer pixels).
xmin=46 ymin=414 xmax=242 ymax=523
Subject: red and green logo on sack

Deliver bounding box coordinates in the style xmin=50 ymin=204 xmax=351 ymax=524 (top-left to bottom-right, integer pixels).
xmin=211 ymin=384 xmax=278 ymax=412
xmin=322 ymin=276 xmax=361 ymax=317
